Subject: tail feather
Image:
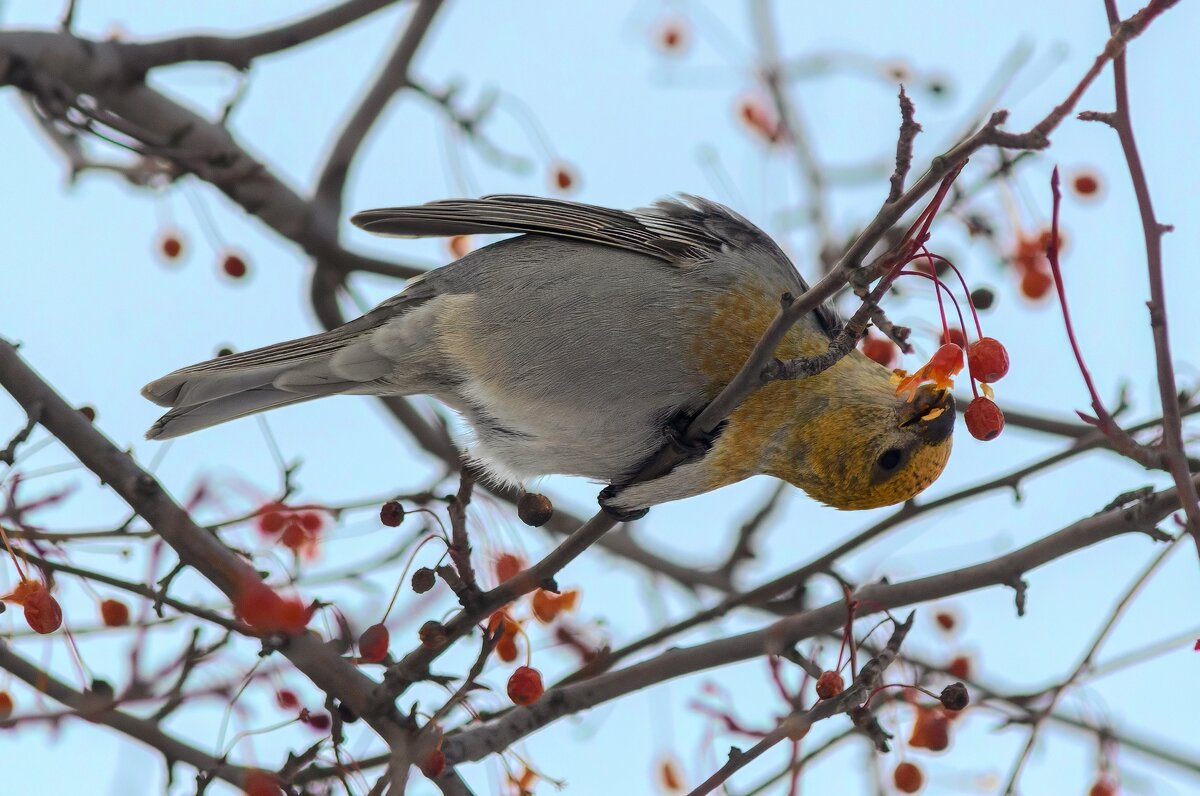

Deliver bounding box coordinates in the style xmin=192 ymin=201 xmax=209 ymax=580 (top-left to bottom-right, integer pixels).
xmin=142 ymin=326 xmax=397 ymax=440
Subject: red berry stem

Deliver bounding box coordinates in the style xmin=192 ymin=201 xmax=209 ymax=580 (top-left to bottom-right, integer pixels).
xmin=921 ymin=250 xmax=985 ymax=339
xmin=1046 ymin=167 xmax=1114 ymax=428
xmin=896 ymin=268 xmax=979 ymax=399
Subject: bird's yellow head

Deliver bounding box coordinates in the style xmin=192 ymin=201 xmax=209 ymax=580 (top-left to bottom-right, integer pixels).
xmin=695 ymin=286 xmax=955 ymax=510
xmin=767 ymin=372 xmax=955 ymax=510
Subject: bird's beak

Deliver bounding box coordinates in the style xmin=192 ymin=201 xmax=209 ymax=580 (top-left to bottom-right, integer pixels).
xmin=899 ymin=384 xmax=955 ymax=445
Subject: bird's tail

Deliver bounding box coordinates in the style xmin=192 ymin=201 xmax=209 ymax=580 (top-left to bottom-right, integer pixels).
xmin=142 ymin=325 xmax=393 ymax=440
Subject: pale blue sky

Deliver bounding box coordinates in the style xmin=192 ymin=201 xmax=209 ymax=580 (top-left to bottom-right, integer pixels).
xmin=1 ymin=1 xmax=1198 ymax=794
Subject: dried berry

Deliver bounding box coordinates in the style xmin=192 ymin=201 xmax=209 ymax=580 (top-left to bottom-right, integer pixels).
xmin=970 ymin=286 xmax=995 ymax=311
xmin=517 ymin=492 xmax=553 ymax=527
xmin=380 ymin=500 xmax=405 ymax=527
xmin=358 ymin=623 xmax=389 ymax=663
xmin=815 ymin=670 xmax=844 ymax=700
xmin=964 ymin=396 xmax=1004 ymax=441
xmin=411 ymin=567 xmax=437 ymax=593
xmin=967 ymin=337 xmax=1009 ymax=383
xmin=893 ymin=761 xmax=923 ymax=793
xmin=507 ymin=665 xmax=545 ymax=705
xmin=79 ymin=405 xmax=97 ymax=422
xmin=939 ymin=681 xmax=969 ymax=712
xmin=100 ymin=598 xmax=130 ymax=627
xmin=419 ymin=620 xmax=447 ymax=648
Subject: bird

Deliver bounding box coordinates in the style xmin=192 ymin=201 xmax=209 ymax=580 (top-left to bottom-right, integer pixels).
xmin=142 ymin=194 xmax=954 ymax=517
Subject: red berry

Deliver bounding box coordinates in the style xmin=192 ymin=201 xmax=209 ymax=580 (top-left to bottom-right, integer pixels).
xmin=275 ymin=689 xmax=299 ymax=709
xmin=935 ymin=611 xmax=956 ymax=631
xmin=100 ymin=598 xmax=130 ymax=627
xmin=893 ymin=761 xmax=924 ymax=793
xmin=158 ymin=232 xmax=184 ymax=262
xmin=379 ymin=501 xmax=404 ymax=527
xmin=233 ymin=576 xmax=309 ymax=635
xmin=507 ymin=665 xmax=544 ymax=705
xmin=939 ymin=327 xmax=967 ymax=348
xmin=1072 ymin=171 xmax=1101 ymax=197
xmin=358 ymin=623 xmax=390 ymax=663
xmin=280 ymin=521 xmax=307 ymax=552
xmin=78 ymin=405 xmax=97 ymax=422
xmin=4 ymin=580 xmax=63 ymax=634
xmin=964 ymin=397 xmax=1004 ymax=441
xmin=656 ymin=19 xmax=690 ymax=54
xmin=242 ymin=770 xmax=280 ymax=796
xmin=419 ymin=747 xmax=446 ymax=778
xmin=299 ymin=511 xmax=323 ymax=532
xmin=0 ymin=691 xmax=13 ymax=720
xmin=860 ymin=334 xmax=897 ymax=368
xmin=967 ymin=337 xmax=1009 ymax=383
xmin=302 ymin=711 xmax=331 ymax=730
xmin=947 ymin=654 xmax=971 ymax=680
xmin=258 ymin=504 xmax=286 ymax=535
xmin=222 ymin=253 xmax=247 ymax=279
xmin=1020 ymin=268 xmax=1054 ymax=299
xmin=1089 ymin=777 xmax=1118 ymax=796
xmin=496 ymin=634 xmax=519 ymax=662
xmin=815 ymin=670 xmax=844 ymax=700
xmin=550 ymin=163 xmax=577 ymax=192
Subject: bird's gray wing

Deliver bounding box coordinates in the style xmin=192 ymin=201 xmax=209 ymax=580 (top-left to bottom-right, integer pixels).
xmin=351 ymin=194 xmax=839 ymax=334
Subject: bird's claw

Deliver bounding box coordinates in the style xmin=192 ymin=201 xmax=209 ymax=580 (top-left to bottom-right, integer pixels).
xmin=598 ymin=485 xmax=649 ymax=522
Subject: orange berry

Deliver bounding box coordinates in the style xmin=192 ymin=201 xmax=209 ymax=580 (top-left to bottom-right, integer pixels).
xmin=860 ymin=334 xmax=898 ymax=368
xmin=1020 ymin=268 xmax=1054 ymax=299
xmin=0 ymin=691 xmax=13 ymax=720
xmin=893 ymin=761 xmax=924 ymax=793
xmin=358 ymin=623 xmax=389 ymax=663
xmin=908 ymin=707 xmax=950 ymax=751
xmin=656 ymin=18 xmax=690 ymax=54
xmin=550 ymin=162 xmax=577 ymax=192
xmin=967 ymin=337 xmax=1009 ymax=383
xmin=233 ymin=576 xmax=309 ymax=635
xmin=964 ymin=396 xmax=1004 ymax=441
xmin=658 ymin=756 xmax=685 ymax=791
xmin=1072 ymin=171 xmax=1101 ymax=197
xmin=494 ymin=553 xmax=524 ymax=582
xmin=815 ymin=670 xmax=844 ymax=700
xmin=447 ymin=235 xmax=472 ymax=259
xmin=507 ymin=665 xmax=544 ymax=705
xmin=100 ymin=598 xmax=130 ymax=627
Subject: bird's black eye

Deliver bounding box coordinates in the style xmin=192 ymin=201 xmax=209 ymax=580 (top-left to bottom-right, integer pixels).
xmin=877 ymin=448 xmax=904 ymax=471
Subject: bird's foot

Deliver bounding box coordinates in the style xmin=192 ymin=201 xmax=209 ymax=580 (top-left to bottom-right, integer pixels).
xmin=663 ymin=414 xmax=724 ymax=460
xmin=598 ymin=485 xmax=649 ymax=522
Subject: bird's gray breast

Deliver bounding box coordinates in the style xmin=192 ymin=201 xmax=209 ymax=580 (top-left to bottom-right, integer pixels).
xmin=423 ymin=236 xmax=724 ymax=483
